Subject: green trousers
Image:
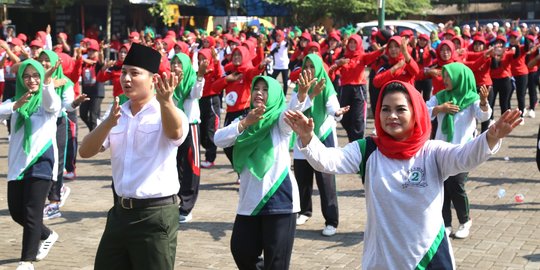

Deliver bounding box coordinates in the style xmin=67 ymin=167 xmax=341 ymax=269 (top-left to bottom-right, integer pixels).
xmin=94 ymin=203 xmax=179 ymax=270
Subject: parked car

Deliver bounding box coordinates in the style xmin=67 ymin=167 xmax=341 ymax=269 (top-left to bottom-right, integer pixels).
xmin=355 ymin=20 xmax=437 ymax=50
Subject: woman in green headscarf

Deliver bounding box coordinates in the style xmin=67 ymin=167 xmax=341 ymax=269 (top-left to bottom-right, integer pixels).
xmin=38 ymin=50 xmax=87 ymax=219
xmin=426 ymin=62 xmax=491 ymax=239
xmin=214 ymin=75 xmax=310 ymax=269
xmin=1 ymin=58 xmax=62 ymax=267
xmin=170 ymin=52 xmax=206 ymax=223
xmin=291 ymin=54 xmax=349 ymax=236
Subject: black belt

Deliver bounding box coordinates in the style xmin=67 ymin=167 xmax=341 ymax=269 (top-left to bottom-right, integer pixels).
xmin=117 ymin=195 xmax=178 ymax=209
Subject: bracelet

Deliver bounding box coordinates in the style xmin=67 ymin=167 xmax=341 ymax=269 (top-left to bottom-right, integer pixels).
xmin=238 ymin=121 xmax=244 ymax=131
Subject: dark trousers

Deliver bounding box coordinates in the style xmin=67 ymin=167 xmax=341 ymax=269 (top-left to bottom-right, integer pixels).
xmin=231 ymin=214 xmax=296 ymax=270
xmin=199 ymin=95 xmax=220 ymax=163
xmin=8 ymin=178 xmax=53 ymax=261
xmin=65 ymin=111 xmax=78 ymax=173
xmin=80 ymin=96 xmax=103 ymax=131
xmin=94 ymin=203 xmax=179 ymax=270
xmin=442 ymin=172 xmax=470 ymax=226
xmin=177 ymin=123 xmax=201 ymax=215
xmin=492 ymin=77 xmax=512 ymax=115
xmin=368 ymin=69 xmax=379 ymax=117
xmin=415 ymin=78 xmax=433 ymax=102
xmin=339 ymin=84 xmax=366 ymax=142
xmin=527 ymin=71 xmax=538 ymax=110
xmin=513 ymin=75 xmax=528 ymax=117
xmin=294 ymin=159 xmax=339 ymax=227
xmin=223 ymin=109 xmax=249 ymax=169
xmin=48 ymin=115 xmax=67 ymax=202
xmin=271 ymin=69 xmax=289 ymax=95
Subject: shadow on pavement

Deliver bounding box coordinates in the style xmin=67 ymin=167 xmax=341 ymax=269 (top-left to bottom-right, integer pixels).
xmin=178 ymin=221 xmax=232 ymax=241
xmin=295 ymin=229 xmax=363 ymax=248
xmin=523 ymin=253 xmax=540 ymax=262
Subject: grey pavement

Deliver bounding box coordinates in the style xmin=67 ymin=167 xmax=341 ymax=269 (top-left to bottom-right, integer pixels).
xmin=0 ymin=87 xmax=539 ymax=270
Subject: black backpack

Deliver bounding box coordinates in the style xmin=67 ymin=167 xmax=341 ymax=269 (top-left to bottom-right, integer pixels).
xmin=357 ymin=136 xmax=377 ymax=184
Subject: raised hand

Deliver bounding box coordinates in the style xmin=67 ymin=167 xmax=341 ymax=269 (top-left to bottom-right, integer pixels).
xmin=44 ymin=58 xmax=62 ymax=85
xmin=72 ymin=93 xmax=90 ymax=108
xmin=54 ymin=78 xmax=67 ymax=88
xmin=297 ymin=69 xmax=316 ymax=96
xmin=310 ymin=77 xmax=326 ymax=99
xmin=487 ymin=108 xmax=522 ymax=147
xmin=284 ymin=110 xmax=314 ymax=146
xmin=198 ymin=59 xmax=209 ymax=77
xmin=240 ymin=105 xmax=266 ymax=131
xmin=105 ymin=96 xmax=122 ymax=128
xmin=335 ymin=105 xmax=350 ymax=117
xmin=154 ymin=72 xmax=178 ymax=103
xmin=13 ymin=91 xmax=33 ymax=110
xmin=479 ymin=85 xmax=490 ymax=103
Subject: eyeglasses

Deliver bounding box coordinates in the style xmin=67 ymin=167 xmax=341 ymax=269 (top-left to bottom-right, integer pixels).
xmin=22 ymin=73 xmax=40 ymax=81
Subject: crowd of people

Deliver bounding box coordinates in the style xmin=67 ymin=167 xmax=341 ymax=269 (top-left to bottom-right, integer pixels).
xmin=0 ymin=17 xmax=538 ymax=270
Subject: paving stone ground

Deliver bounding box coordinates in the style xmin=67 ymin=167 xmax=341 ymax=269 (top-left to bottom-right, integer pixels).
xmin=0 ymin=85 xmax=539 ymax=270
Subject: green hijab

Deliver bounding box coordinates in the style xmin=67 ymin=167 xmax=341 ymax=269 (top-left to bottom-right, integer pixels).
xmin=171 ymin=53 xmax=197 ymax=110
xmin=15 ymin=59 xmax=45 ymax=154
xmin=294 ymin=54 xmax=337 ymax=141
xmin=436 ymin=62 xmax=479 ymax=142
xmin=40 ymin=50 xmax=74 ymax=98
xmin=233 ymin=76 xmax=286 ymax=180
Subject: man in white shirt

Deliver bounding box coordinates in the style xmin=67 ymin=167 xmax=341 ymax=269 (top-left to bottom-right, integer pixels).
xmin=79 ymin=43 xmax=188 ymax=270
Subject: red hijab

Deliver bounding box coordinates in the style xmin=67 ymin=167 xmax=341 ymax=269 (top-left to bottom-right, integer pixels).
xmin=175 ymin=41 xmax=190 ymax=54
xmin=436 ymin=40 xmax=456 ymax=66
xmin=344 ymin=34 xmax=364 ymax=58
xmin=373 ymin=81 xmax=431 ymax=159
xmin=231 ymin=46 xmax=253 ymax=73
xmin=242 ymin=40 xmax=256 ymax=59
xmin=198 ymin=48 xmax=214 ymax=71
xmin=204 ymin=36 xmax=216 ymax=48
xmin=304 ymin=41 xmax=322 ymax=57
xmin=385 ymin=36 xmax=404 ymax=65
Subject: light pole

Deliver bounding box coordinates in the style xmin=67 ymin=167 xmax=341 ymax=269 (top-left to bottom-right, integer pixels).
xmin=378 ymin=0 xmax=385 ymax=30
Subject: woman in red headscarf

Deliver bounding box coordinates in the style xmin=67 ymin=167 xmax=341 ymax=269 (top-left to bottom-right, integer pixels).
xmin=526 ymin=35 xmax=540 ymax=119
xmin=198 ymin=48 xmax=223 ymax=168
xmin=285 ymin=80 xmax=522 ymax=270
xmin=331 ymin=33 xmax=385 ymax=142
xmin=412 ymin=33 xmax=436 ymax=101
xmin=289 ymin=32 xmax=312 ymax=71
xmin=508 ymin=31 xmax=530 ymax=120
xmin=211 ymin=46 xmax=266 ymax=174
xmin=373 ymin=36 xmax=419 ymax=93
xmin=424 ymin=40 xmax=457 ymax=96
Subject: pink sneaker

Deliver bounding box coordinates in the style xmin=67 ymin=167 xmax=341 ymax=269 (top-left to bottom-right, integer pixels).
xmin=64 ymin=171 xmax=76 ymax=180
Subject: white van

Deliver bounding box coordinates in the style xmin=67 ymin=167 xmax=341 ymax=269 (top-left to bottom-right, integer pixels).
xmin=355 ymin=20 xmax=437 ymax=49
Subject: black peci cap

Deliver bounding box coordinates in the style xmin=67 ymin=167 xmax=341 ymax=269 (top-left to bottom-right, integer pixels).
xmin=123 ymin=43 xmax=161 ymax=74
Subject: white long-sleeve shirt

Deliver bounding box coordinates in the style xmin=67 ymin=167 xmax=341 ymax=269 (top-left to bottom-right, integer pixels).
xmin=0 ymin=83 xmax=61 ymax=181
xmin=299 ymin=132 xmax=501 ymax=269
xmin=214 ymin=95 xmax=308 ymax=215
xmin=177 ymin=79 xmax=205 ymax=124
xmin=426 ymin=96 xmax=491 ymax=144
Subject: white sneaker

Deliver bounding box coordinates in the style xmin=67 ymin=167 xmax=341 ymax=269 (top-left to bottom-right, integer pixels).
xmin=453 ymin=220 xmax=472 ymax=239
xmin=445 ymin=226 xmax=452 ymax=236
xmin=63 ymin=171 xmax=76 ymax=180
xmin=179 ymin=213 xmax=192 ymax=224
xmin=16 ymin=262 xmax=34 ymax=270
xmin=519 ymin=117 xmax=525 ymax=125
xmin=321 ymin=225 xmax=337 ymax=236
xmin=296 ymin=214 xmax=310 ymax=225
xmin=528 ymin=110 xmax=535 ymax=118
xmin=59 ymin=185 xmax=71 ymax=208
xmin=200 ymin=160 xmax=214 ymax=168
xmin=36 ymin=231 xmax=59 ymax=261
xmin=524 ymin=108 xmax=530 ymax=117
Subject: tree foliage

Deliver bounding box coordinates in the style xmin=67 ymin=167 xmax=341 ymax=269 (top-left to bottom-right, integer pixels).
xmin=266 ymin=0 xmax=431 ymax=26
